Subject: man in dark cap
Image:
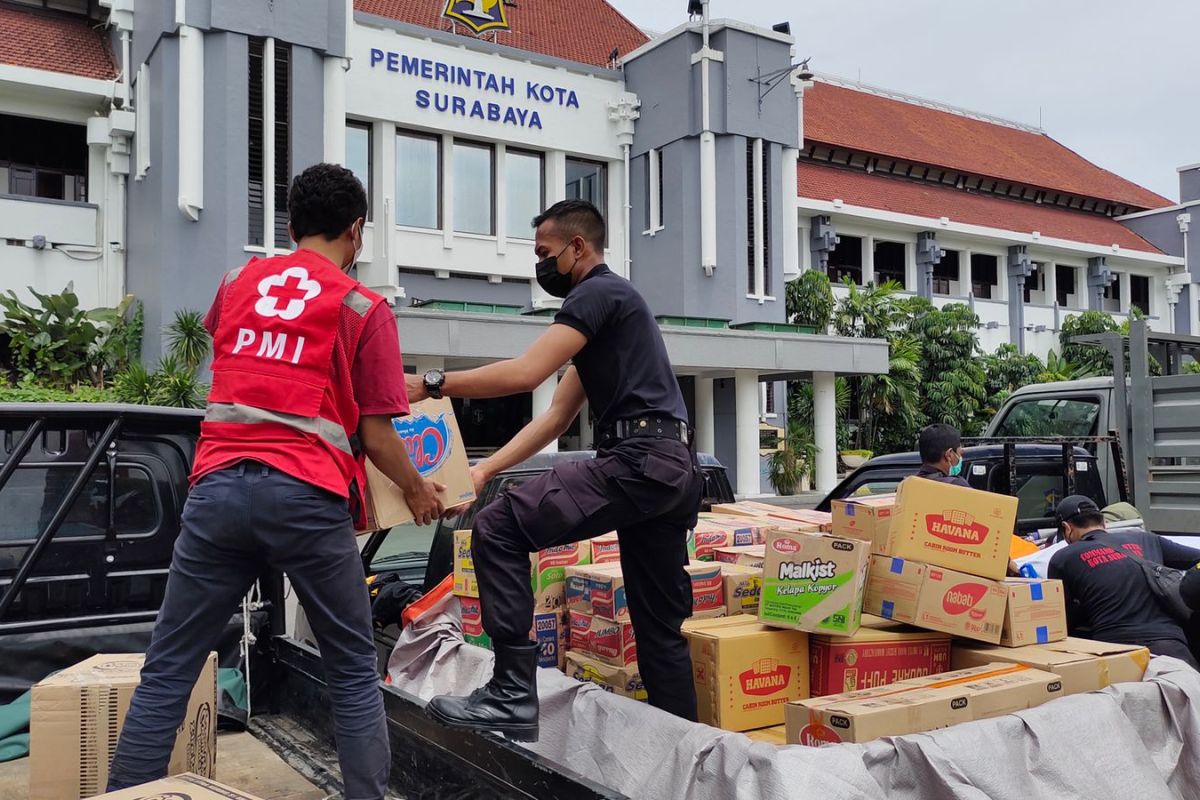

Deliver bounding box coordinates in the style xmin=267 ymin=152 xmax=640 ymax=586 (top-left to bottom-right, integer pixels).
xmin=1047 ymin=495 xmax=1200 ymax=667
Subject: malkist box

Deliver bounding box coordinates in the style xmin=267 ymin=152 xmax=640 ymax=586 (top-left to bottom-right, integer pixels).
xmin=452 ymin=528 xmax=478 ymax=598
xmin=565 ymin=651 xmax=646 ymax=701
xmin=360 ymin=397 xmax=476 ymax=531
xmin=531 ymin=541 xmax=591 ymax=613
xmin=95 ymin=774 xmax=264 ymax=800
xmin=863 ymin=555 xmax=927 ymax=624
xmin=459 ymin=596 xmax=491 ymax=649
xmin=832 ymin=494 xmax=897 ymax=554
xmin=714 ymin=545 xmax=765 ymax=569
xmin=565 ymin=563 xmax=628 ymax=621
xmin=914 ymin=565 xmax=1008 ymax=644
xmin=809 ymin=615 xmax=952 ymax=697
xmin=685 ymin=617 xmax=810 ymax=732
xmin=590 ymin=532 xmax=621 ymax=564
xmin=759 ymin=530 xmax=871 ymax=637
xmin=569 ymin=610 xmax=637 ymax=667
xmin=786 ymin=662 xmax=1063 ymax=745
xmin=722 ymin=563 xmax=762 ymax=615
xmin=1001 ymin=578 xmax=1068 ymax=646
xmin=883 ymin=477 xmax=1017 ymax=580
xmin=30 ymin=654 xmax=217 ymax=800
xmin=951 ymin=637 xmax=1150 ymax=695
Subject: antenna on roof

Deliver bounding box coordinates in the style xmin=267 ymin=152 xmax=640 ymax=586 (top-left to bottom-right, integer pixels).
xmin=608 ymin=47 xmax=620 ymax=69
xmin=1039 ymin=106 xmax=1043 ymax=130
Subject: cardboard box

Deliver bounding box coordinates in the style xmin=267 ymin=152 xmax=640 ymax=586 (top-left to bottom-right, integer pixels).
xmin=565 ymin=651 xmax=646 ymax=701
xmin=530 ymin=541 xmax=591 ymax=613
xmin=759 ymin=530 xmax=872 ymax=636
xmin=884 ymin=477 xmax=1017 ymax=580
xmin=691 ymin=525 xmax=735 ymax=561
xmin=569 ymin=611 xmax=637 ymax=667
xmin=714 ymin=545 xmax=765 ymax=569
xmin=699 ymin=514 xmax=772 ymax=545
xmin=787 ymin=662 xmax=1063 ymax=745
xmin=95 ymin=774 xmax=264 ymax=800
xmin=685 ymin=617 xmax=810 ymax=731
xmin=913 ymin=565 xmax=1008 ymax=644
xmin=722 ymin=563 xmax=762 ymax=615
xmin=863 ymin=555 xmax=927 ymax=624
xmin=533 ymin=611 xmax=567 ymax=670
xmin=809 ymin=615 xmax=952 ymax=696
xmin=459 ymin=596 xmax=492 ymax=649
xmin=360 ymin=397 xmax=476 ymax=530
xmin=690 ymin=606 xmax=728 ymax=620
xmin=951 ymin=637 xmax=1150 ymax=695
xmin=566 ymin=563 xmax=628 ymax=621
xmin=688 ymin=560 xmax=725 ymax=613
xmin=832 ymin=495 xmax=896 ymax=554
xmin=1001 ymin=579 xmax=1068 ymax=646
xmin=590 ymin=532 xmax=621 ymax=564
xmin=452 ymin=528 xmax=478 ymax=598
xmin=691 ymin=516 xmax=768 ymax=560
xmin=714 ymin=502 xmax=834 ymax=532
xmin=30 ymin=654 xmax=217 ymax=800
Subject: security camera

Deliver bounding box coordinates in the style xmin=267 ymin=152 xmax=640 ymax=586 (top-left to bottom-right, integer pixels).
xmin=112 ymin=96 xmax=124 ymax=109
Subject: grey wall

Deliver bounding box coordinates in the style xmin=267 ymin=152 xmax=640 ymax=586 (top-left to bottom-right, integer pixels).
xmin=1122 ymin=210 xmax=1185 ymax=256
xmin=713 ymin=27 xmax=799 ymax=149
xmin=1182 ymin=167 xmax=1200 ymax=203
xmin=396 ymin=272 xmax=532 ymax=308
xmin=132 ymin=0 xmax=175 ymax=68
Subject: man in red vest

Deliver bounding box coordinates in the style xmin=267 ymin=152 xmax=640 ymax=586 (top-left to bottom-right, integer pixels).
xmin=106 ymin=164 xmax=443 ymax=799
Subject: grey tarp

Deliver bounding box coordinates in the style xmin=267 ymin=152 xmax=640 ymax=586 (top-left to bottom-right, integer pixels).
xmin=388 ymin=595 xmax=1200 ymax=800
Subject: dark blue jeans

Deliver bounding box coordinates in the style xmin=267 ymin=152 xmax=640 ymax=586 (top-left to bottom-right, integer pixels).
xmin=107 ymin=462 xmax=389 ymax=799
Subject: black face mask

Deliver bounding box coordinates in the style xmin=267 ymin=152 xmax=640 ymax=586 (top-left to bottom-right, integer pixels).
xmin=535 ymin=243 xmax=575 ymax=298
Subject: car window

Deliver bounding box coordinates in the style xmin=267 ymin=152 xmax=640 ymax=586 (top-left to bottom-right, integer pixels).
xmin=993 ymin=397 xmax=1101 ymax=437
xmin=837 ymin=471 xmax=910 ymax=500
xmin=0 ymin=463 xmax=160 ymax=543
xmin=986 ymin=460 xmax=1107 ymax=521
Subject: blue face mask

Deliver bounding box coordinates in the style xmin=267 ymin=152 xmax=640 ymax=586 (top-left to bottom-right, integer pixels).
xmin=948 ymin=452 xmax=964 ymax=477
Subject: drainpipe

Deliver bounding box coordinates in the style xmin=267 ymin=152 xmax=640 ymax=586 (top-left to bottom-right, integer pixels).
xmin=623 ymin=142 xmax=632 ymax=278
xmin=694 ymin=1 xmax=721 ymax=277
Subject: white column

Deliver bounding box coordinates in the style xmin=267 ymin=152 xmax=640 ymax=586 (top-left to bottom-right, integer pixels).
xmin=734 ymin=371 xmax=760 ymax=497
xmin=1119 ymin=272 xmax=1132 ymax=313
xmin=579 ymin=400 xmax=594 ymax=450
xmin=961 ymin=249 xmax=973 ymax=297
xmin=862 ymin=235 xmax=875 ymax=286
xmin=904 ymin=241 xmax=917 ymax=291
xmin=323 ymin=56 xmax=346 ymax=164
xmin=695 ymin=377 xmax=716 ymax=455
xmin=782 ymin=147 xmax=801 ymax=280
xmin=533 ymin=375 xmax=560 ymax=453
xmin=813 ymin=371 xmax=838 ymax=493
xmin=177 ymin=25 xmax=205 ymax=223
xmin=495 ymin=144 xmax=508 ymax=256
xmin=1044 ymin=260 xmax=1057 ymax=308
xmin=700 ymin=132 xmax=717 ymax=276
xmin=441 ymin=133 xmax=455 ymax=250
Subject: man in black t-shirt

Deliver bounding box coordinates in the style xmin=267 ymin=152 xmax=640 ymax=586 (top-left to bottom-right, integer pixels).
xmin=1047 ymin=495 xmax=1200 ymax=667
xmin=913 ymin=423 xmax=971 ymax=488
xmin=406 ymin=200 xmax=703 ymax=741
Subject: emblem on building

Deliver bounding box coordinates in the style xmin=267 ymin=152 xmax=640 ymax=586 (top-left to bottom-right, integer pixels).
xmin=443 ymin=0 xmax=510 ymax=34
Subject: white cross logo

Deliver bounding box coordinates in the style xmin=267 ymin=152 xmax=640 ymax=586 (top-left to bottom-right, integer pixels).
xmin=255 ymin=266 xmax=322 ymax=321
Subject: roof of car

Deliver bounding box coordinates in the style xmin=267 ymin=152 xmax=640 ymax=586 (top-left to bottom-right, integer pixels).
xmin=1006 ymin=377 xmax=1117 ymax=396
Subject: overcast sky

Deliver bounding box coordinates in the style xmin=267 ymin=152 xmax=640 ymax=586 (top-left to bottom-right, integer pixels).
xmin=608 ymin=0 xmax=1197 ymax=203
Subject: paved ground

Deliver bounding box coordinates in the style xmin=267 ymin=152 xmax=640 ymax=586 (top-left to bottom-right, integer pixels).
xmin=0 ymin=731 xmax=324 ymax=800
xmin=749 ymin=491 xmax=824 ymax=509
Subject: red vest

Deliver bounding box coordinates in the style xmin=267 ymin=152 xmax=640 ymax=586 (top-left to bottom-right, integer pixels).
xmin=194 ymin=250 xmax=385 ymax=505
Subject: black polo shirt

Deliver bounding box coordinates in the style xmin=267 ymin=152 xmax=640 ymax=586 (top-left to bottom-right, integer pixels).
xmin=554 ymin=264 xmax=687 ymax=433
xmin=1047 ymin=528 xmax=1200 ymax=645
xmin=914 ymin=464 xmax=971 ymax=488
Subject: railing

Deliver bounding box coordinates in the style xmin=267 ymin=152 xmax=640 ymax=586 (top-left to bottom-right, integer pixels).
xmin=0 ymin=194 xmax=98 ymax=247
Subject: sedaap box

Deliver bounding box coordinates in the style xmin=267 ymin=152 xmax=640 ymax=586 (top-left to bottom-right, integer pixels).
xmin=913 ymin=565 xmax=1008 ymax=644
xmin=94 ymin=774 xmax=264 ymax=800
xmin=360 ymin=397 xmax=475 ymax=531
xmin=951 ymin=637 xmax=1149 ymax=695
xmin=832 ymin=494 xmax=897 ymax=554
xmin=714 ymin=545 xmax=765 ymax=569
xmin=722 ymin=563 xmax=762 ymax=615
xmin=883 ymin=477 xmax=1017 ymax=580
xmin=759 ymin=530 xmax=871 ymax=637
xmin=863 ymin=555 xmax=927 ymax=624
xmin=565 ymin=651 xmax=646 ymax=701
xmin=809 ymin=615 xmax=952 ymax=697
xmin=452 ymin=528 xmax=478 ymax=598
xmin=685 ymin=617 xmax=810 ymax=731
xmin=530 ymin=541 xmax=591 ymax=613
xmin=1001 ymin=578 xmax=1068 ymax=646
xmin=569 ymin=611 xmax=637 ymax=667
xmin=590 ymin=532 xmax=621 ymax=564
xmin=31 ymin=654 xmax=217 ymax=800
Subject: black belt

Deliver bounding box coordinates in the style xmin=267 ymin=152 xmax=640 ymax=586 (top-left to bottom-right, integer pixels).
xmin=599 ymin=416 xmax=691 ymax=446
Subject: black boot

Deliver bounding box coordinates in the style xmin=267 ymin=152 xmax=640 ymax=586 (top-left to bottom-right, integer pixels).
xmin=425 ymin=642 xmax=540 ymax=742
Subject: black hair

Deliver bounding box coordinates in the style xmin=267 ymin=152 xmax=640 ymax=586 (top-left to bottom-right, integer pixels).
xmin=287 ymin=163 xmax=368 ymax=241
xmin=918 ymin=423 xmax=962 ymax=464
xmin=1062 ymin=512 xmax=1105 ymax=533
xmin=532 ymin=199 xmax=606 ymax=251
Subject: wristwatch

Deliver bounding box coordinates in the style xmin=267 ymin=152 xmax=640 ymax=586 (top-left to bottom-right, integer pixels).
xmin=423 ymin=368 xmax=446 ymax=400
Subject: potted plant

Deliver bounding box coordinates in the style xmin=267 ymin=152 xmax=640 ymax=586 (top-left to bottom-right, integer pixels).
xmin=840 ymin=449 xmax=873 ymax=470
xmin=767 ymin=425 xmax=818 ymax=496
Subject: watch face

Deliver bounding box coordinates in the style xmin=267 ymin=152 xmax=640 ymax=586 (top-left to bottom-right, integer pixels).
xmin=424 ymin=369 xmax=443 ymax=384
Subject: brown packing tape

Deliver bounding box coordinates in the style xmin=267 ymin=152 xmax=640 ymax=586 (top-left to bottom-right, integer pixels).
xmin=798 ymin=579 xmax=858 ymax=628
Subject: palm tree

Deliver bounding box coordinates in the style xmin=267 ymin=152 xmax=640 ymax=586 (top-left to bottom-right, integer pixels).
xmin=833 ymin=280 xmax=903 ymax=340
xmin=859 ymin=333 xmax=923 ymax=450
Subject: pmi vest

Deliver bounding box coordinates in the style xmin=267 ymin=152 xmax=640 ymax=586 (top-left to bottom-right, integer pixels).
xmin=194 ymin=250 xmax=385 ymax=501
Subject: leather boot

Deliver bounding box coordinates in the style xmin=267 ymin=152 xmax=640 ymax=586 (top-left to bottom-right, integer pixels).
xmin=425 ymin=642 xmax=540 ymax=742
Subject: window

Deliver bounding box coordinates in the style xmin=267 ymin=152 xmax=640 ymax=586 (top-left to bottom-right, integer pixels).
xmin=0 ymin=114 xmax=87 ymax=202
xmin=134 ymin=64 xmax=150 ymax=180
xmin=345 ymin=122 xmax=372 ymax=219
xmin=566 ymin=157 xmax=607 ymax=215
xmin=506 ymin=149 xmax=543 ymax=240
xmin=826 ymin=234 xmax=863 ymax=285
xmin=762 ymin=382 xmax=777 ymax=416
xmin=1130 ymin=275 xmax=1151 ymax=316
xmin=645 ymin=148 xmax=664 ymax=231
xmin=395 ymin=131 xmax=441 ymax=229
xmin=0 ymin=464 xmax=160 ymax=543
xmin=762 ymin=144 xmax=771 ymax=297
xmin=271 ymin=44 xmax=291 ymax=249
xmin=874 ymin=241 xmax=906 ymax=288
xmin=248 ymin=39 xmax=265 ymax=246
xmin=453 ymin=140 xmax=494 ymax=235
xmin=1102 ymin=276 xmax=1122 ymax=312
xmin=1024 ymin=264 xmax=1046 ymax=304
xmin=746 ymin=139 xmax=770 ymax=296
xmin=247 ymin=39 xmax=291 ymax=248
xmin=971 ymin=254 xmax=998 ymax=299
xmin=933 ymin=250 xmax=960 ymax=296
xmin=992 ymin=397 xmax=1101 ymax=438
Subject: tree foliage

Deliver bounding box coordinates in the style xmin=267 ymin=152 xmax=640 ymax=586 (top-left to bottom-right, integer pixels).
xmin=904 ymin=300 xmax=987 ymax=434
xmin=981 ymin=344 xmax=1045 ymax=418
xmin=1059 ymin=311 xmax=1119 ymax=376
xmin=785 ymin=270 xmax=836 ymax=333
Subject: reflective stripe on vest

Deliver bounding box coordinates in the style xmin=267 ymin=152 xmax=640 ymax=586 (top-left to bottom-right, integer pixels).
xmin=205 ymin=402 xmax=354 ymax=456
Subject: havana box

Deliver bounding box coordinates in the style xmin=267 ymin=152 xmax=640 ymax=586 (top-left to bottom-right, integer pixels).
xmin=863 ymin=555 xmax=927 ymax=624
xmin=759 ymin=530 xmax=871 ymax=636
xmin=832 ymin=494 xmax=897 ymax=554
xmin=1000 ymin=578 xmax=1068 ymax=647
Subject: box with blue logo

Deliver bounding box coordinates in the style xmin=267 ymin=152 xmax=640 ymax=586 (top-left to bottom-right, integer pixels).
xmin=864 ymin=555 xmax=927 ymax=624
xmin=359 ymin=398 xmax=476 ymax=531
xmin=1000 ymin=578 xmax=1067 ymax=646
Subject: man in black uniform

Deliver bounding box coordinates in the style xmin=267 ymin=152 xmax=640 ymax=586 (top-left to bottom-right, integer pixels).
xmin=406 ymin=199 xmax=702 ymax=740
xmin=914 ymin=423 xmax=970 ymax=487
xmin=1047 ymin=495 xmax=1200 ymax=667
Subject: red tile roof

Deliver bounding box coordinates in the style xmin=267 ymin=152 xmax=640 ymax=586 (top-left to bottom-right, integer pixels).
xmin=798 ymin=160 xmax=1163 ymax=255
xmin=0 ymin=6 xmax=116 ymax=81
xmin=356 ymin=0 xmax=649 ymax=69
xmin=804 ymin=81 xmax=1171 ymax=211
